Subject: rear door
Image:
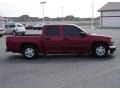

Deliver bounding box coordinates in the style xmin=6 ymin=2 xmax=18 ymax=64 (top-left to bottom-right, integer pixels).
xmin=43 ymin=25 xmax=63 ymax=53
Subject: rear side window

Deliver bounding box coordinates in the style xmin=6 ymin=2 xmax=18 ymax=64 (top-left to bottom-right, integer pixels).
xmin=17 ymin=24 xmax=23 ymax=27
xmin=9 ymin=24 xmax=15 ymax=28
xmin=5 ymin=25 xmax=9 ymax=28
xmin=63 ymin=26 xmax=81 ymax=36
xmin=46 ymin=26 xmax=60 ymax=36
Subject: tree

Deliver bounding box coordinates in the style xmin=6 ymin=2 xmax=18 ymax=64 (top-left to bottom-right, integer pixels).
xmin=64 ymin=15 xmax=74 ymax=21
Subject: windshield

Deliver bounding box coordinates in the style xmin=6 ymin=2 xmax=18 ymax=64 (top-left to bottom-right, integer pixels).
xmin=17 ymin=24 xmax=24 ymax=27
xmin=74 ymin=25 xmax=88 ymax=34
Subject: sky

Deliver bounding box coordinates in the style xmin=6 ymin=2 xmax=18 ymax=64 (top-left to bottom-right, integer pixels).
xmin=0 ymin=0 xmax=120 ymax=18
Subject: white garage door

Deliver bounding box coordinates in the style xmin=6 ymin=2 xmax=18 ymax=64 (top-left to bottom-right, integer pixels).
xmin=102 ymin=17 xmax=120 ymax=27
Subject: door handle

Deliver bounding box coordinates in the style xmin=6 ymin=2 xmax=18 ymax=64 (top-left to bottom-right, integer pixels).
xmin=45 ymin=38 xmax=50 ymax=40
xmin=64 ymin=37 xmax=69 ymax=40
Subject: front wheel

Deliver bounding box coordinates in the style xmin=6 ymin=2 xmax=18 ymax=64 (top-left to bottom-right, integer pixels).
xmin=22 ymin=45 xmax=38 ymax=59
xmin=92 ymin=43 xmax=108 ymax=58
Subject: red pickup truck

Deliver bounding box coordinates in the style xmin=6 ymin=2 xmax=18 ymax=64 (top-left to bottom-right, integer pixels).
xmin=6 ymin=24 xmax=116 ymax=59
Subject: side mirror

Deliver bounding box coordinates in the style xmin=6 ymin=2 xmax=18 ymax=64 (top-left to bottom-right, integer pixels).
xmin=80 ymin=32 xmax=86 ymax=37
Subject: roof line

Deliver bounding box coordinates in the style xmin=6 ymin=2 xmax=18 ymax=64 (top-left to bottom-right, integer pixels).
xmin=98 ymin=9 xmax=120 ymax=12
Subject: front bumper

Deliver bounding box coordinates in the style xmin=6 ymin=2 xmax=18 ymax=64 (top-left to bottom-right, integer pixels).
xmin=109 ymin=46 xmax=116 ymax=54
xmin=16 ymin=31 xmax=26 ymax=33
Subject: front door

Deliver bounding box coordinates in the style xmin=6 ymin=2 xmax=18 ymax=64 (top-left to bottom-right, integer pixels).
xmin=62 ymin=25 xmax=87 ymax=53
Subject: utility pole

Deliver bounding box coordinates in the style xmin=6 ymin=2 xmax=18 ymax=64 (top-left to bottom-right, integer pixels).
xmin=91 ymin=1 xmax=94 ymax=29
xmin=61 ymin=7 xmax=64 ymax=21
xmin=40 ymin=1 xmax=46 ymax=24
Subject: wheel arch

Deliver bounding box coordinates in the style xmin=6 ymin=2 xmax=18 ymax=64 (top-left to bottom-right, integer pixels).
xmin=20 ymin=43 xmax=39 ymax=53
xmin=91 ymin=41 xmax=109 ymax=51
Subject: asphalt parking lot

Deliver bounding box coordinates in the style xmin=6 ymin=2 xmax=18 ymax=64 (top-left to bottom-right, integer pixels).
xmin=0 ymin=28 xmax=120 ymax=88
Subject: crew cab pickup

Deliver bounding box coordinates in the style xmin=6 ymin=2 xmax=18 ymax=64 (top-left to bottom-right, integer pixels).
xmin=6 ymin=24 xmax=116 ymax=59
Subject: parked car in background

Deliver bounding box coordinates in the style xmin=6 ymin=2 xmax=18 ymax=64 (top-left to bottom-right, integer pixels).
xmin=5 ymin=23 xmax=26 ymax=35
xmin=0 ymin=28 xmax=5 ymax=37
xmin=25 ymin=25 xmax=33 ymax=30
xmin=33 ymin=23 xmax=44 ymax=30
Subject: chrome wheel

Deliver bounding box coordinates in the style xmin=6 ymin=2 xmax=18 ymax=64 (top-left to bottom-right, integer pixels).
xmin=96 ymin=46 xmax=106 ymax=56
xmin=22 ymin=45 xmax=38 ymax=59
xmin=92 ymin=43 xmax=108 ymax=57
xmin=25 ymin=48 xmax=34 ymax=58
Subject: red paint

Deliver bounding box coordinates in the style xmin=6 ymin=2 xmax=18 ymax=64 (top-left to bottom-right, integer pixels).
xmin=6 ymin=24 xmax=115 ymax=55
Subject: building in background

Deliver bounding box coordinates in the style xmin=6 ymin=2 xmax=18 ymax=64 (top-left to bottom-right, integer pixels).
xmin=0 ymin=16 xmax=14 ymax=29
xmin=98 ymin=2 xmax=120 ymax=28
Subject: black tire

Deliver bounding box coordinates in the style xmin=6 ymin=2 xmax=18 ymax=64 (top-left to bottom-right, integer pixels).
xmin=0 ymin=35 xmax=2 ymax=37
xmin=22 ymin=45 xmax=38 ymax=59
xmin=12 ymin=31 xmax=16 ymax=35
xmin=22 ymin=32 xmax=25 ymax=35
xmin=92 ymin=43 xmax=108 ymax=58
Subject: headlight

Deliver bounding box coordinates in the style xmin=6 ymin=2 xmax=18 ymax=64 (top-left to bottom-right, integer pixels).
xmin=110 ymin=38 xmax=114 ymax=45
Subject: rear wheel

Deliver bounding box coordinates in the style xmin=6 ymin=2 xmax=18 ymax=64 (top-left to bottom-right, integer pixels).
xmin=22 ymin=45 xmax=38 ymax=59
xmin=0 ymin=35 xmax=2 ymax=37
xmin=92 ymin=43 xmax=108 ymax=58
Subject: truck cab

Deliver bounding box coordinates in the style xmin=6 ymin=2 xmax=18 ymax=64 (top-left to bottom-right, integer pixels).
xmin=42 ymin=25 xmax=89 ymax=53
